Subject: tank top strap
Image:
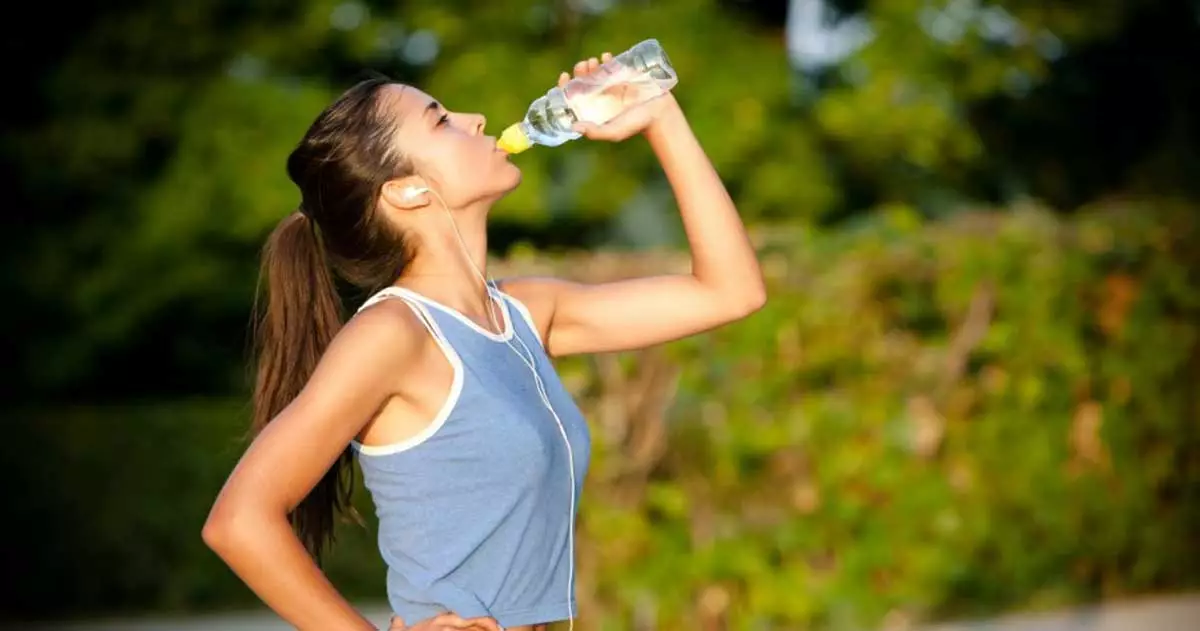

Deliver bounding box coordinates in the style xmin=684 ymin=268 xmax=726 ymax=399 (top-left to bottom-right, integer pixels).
xmin=350 ymin=286 xmax=467 ymax=458
xmin=357 ymin=286 xmax=454 ymax=352
xmin=491 ymin=287 xmax=544 ymax=349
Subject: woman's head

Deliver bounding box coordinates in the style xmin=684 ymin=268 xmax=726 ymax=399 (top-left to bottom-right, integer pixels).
xmin=372 ymin=83 xmax=521 ymax=212
xmin=252 ymin=76 xmax=519 ymax=562
xmin=286 ymin=77 xmax=520 ymax=292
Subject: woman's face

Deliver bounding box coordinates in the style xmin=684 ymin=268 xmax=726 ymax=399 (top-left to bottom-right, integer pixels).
xmin=382 ymin=84 xmax=521 ymax=208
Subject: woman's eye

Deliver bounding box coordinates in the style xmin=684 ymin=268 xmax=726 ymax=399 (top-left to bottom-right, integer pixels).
xmin=437 ymin=113 xmax=450 ymax=126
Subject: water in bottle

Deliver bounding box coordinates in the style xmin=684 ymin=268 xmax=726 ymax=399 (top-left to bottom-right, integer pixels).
xmin=497 ymin=39 xmax=678 ymax=154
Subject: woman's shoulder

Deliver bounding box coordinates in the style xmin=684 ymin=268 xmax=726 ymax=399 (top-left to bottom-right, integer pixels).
xmin=299 ymin=295 xmax=435 ymax=403
xmin=495 ymin=277 xmax=562 ymax=339
xmin=329 ymin=297 xmax=430 ymax=365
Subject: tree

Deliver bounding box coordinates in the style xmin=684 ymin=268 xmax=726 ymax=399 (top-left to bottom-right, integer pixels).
xmin=4 ymin=0 xmax=1197 ymax=401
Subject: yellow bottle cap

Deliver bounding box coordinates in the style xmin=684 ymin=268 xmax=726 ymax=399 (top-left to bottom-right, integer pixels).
xmin=497 ymin=123 xmax=532 ymax=154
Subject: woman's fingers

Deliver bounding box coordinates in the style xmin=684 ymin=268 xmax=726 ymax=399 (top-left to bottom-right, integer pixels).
xmin=461 ymin=616 xmax=503 ymax=631
xmin=429 ymin=613 xmax=502 ymax=630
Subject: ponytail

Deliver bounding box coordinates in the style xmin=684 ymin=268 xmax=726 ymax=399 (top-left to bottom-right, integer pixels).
xmin=250 ymin=210 xmax=356 ymax=563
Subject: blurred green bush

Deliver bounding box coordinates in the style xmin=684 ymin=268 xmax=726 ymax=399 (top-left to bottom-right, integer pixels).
xmin=5 ymin=202 xmax=1197 ymax=629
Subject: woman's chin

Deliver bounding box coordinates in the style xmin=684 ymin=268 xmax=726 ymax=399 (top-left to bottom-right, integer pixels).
xmin=479 ymin=170 xmax=522 ymax=207
xmin=500 ymin=165 xmax=523 ymax=191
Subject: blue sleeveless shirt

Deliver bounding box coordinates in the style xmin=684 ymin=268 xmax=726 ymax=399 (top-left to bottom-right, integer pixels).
xmin=350 ymin=285 xmax=591 ymax=629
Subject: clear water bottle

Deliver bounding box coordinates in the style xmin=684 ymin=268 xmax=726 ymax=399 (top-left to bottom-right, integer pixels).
xmin=497 ymin=39 xmax=678 ymax=154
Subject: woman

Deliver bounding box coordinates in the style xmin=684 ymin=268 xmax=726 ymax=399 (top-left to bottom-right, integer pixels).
xmin=202 ymin=52 xmax=765 ymax=631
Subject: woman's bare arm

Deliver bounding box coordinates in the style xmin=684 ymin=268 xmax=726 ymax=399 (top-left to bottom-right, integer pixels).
xmin=202 ymin=302 xmax=423 ymax=630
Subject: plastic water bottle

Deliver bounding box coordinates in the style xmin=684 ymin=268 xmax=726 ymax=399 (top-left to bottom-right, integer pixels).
xmin=497 ymin=39 xmax=678 ymax=154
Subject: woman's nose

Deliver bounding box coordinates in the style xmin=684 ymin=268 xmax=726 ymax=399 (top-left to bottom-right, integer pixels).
xmin=472 ymin=113 xmax=486 ymax=135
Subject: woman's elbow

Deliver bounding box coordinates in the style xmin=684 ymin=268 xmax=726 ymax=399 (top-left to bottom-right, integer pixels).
xmin=202 ymin=508 xmax=235 ymax=553
xmin=202 ymin=500 xmax=260 ymax=555
xmin=713 ymin=284 xmax=766 ymax=322
xmin=745 ymin=284 xmax=767 ymax=314
xmin=733 ymin=282 xmax=767 ymax=318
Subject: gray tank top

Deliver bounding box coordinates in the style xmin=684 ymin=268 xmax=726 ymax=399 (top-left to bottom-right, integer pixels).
xmin=350 ymin=284 xmax=591 ymax=629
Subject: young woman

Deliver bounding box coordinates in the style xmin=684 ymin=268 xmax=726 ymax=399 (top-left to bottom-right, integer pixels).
xmin=202 ymin=53 xmax=765 ymax=631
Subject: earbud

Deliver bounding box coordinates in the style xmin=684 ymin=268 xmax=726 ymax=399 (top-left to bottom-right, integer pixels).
xmin=403 ymin=186 xmax=430 ymax=201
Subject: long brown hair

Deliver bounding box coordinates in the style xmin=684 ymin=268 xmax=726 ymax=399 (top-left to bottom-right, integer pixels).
xmin=251 ymin=76 xmax=416 ymax=563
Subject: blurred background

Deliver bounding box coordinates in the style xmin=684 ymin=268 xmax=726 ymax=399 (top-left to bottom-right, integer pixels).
xmin=2 ymin=0 xmax=1199 ymax=629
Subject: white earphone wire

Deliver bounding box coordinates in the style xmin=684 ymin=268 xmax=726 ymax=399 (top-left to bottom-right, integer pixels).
xmin=421 ymin=187 xmax=577 ymax=631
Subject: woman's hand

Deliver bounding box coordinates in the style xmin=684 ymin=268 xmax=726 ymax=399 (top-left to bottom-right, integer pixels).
xmin=559 ymin=52 xmax=682 ymax=143
xmin=388 ymin=613 xmax=502 ymax=631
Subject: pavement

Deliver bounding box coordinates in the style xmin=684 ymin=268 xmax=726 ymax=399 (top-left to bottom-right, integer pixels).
xmin=11 ymin=592 xmax=1200 ymax=631
xmin=921 ymin=592 xmax=1199 ymax=631
xmin=10 ymin=609 xmax=396 ymax=631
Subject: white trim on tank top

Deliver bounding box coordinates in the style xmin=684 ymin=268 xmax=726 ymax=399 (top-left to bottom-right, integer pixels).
xmin=380 ymin=285 xmax=514 ymax=342
xmin=350 ymin=291 xmax=465 ymax=456
xmin=496 ymin=292 xmax=544 ymax=348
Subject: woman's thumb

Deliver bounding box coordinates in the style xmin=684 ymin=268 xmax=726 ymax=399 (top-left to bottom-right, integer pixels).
xmin=572 ymin=121 xmax=602 ymax=138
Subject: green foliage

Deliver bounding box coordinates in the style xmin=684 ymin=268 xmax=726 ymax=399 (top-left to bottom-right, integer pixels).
xmin=1 ymin=397 xmax=386 ymax=620
xmin=818 ymin=0 xmax=1130 ymax=171
xmin=7 ymin=204 xmax=1196 ymax=628
xmin=562 ymin=202 xmax=1200 ymax=629
xmin=9 ymin=0 xmax=1198 ymax=399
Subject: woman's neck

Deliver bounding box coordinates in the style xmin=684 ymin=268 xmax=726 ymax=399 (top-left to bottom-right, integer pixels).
xmin=398 ymin=210 xmax=494 ymax=317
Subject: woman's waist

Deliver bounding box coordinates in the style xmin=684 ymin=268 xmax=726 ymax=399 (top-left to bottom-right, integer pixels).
xmin=386 ymin=569 xmax=575 ymax=629
xmin=388 ymin=594 xmax=574 ymax=630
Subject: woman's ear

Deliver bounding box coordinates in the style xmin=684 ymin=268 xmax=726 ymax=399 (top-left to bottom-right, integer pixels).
xmin=381 ymin=179 xmax=430 ymax=209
